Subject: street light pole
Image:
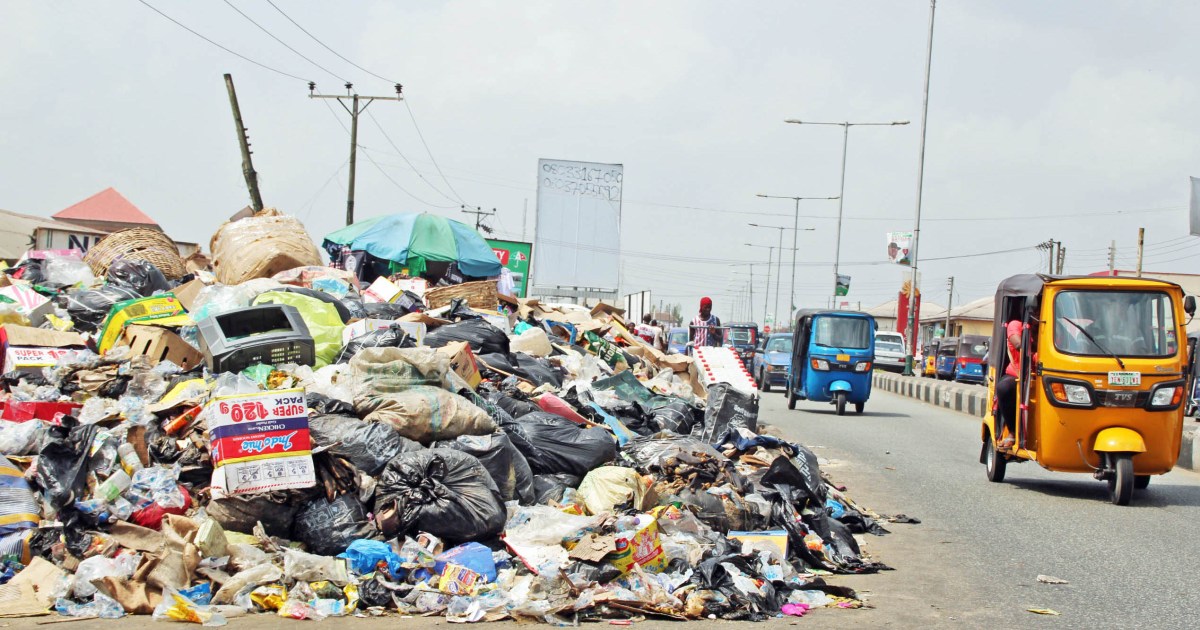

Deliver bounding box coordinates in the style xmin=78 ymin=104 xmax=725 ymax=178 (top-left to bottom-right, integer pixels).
xmin=745 ymin=242 xmax=776 ymax=329
xmin=782 ymin=120 xmax=909 ymax=306
xmin=903 ymin=0 xmax=938 ymax=375
xmin=755 ymin=195 xmax=833 ymax=322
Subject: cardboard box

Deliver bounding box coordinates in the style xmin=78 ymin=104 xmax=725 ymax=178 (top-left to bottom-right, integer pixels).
xmin=341 ymin=318 xmax=427 ymax=346
xmin=362 ymin=277 xmax=401 ymax=304
xmin=0 ymin=325 xmax=88 ymax=373
xmin=605 ymin=514 xmax=667 ymax=574
xmin=436 ymin=341 xmax=481 ymax=388
xmin=97 ymin=294 xmax=188 ymax=353
xmin=171 ymin=279 xmax=207 ymax=313
xmin=728 ymin=529 xmax=789 ymax=559
xmin=123 ymin=324 xmax=206 ymax=370
xmin=208 ymin=388 xmax=315 ymax=497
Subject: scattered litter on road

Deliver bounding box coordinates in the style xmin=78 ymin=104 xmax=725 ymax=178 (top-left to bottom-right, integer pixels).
xmin=1027 ymin=608 xmax=1061 ymax=615
xmin=0 ymin=209 xmax=906 ymax=624
xmin=1037 ymin=575 xmax=1069 ymax=585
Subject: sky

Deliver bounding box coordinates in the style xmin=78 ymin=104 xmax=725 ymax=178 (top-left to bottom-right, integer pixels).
xmin=4 ymin=1 xmax=1200 ymax=324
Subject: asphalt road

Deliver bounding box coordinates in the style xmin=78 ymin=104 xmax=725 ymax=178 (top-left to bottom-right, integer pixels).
xmin=764 ymin=386 xmax=1200 ymax=629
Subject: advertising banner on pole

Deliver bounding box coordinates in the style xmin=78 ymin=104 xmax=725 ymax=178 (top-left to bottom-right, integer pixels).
xmin=886 ymin=231 xmax=913 ymax=266
xmin=835 ymin=274 xmax=851 ymax=296
xmin=486 ymin=239 xmax=533 ymax=298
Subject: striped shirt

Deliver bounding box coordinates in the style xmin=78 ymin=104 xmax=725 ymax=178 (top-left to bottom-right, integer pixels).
xmin=691 ymin=314 xmax=721 ymax=347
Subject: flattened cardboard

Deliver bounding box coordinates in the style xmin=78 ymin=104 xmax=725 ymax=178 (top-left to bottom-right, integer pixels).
xmin=171 ymin=279 xmax=207 ymax=312
xmin=123 ymin=324 xmax=205 ymax=370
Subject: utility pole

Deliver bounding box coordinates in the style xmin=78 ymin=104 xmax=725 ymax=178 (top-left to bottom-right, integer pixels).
xmin=522 ymin=199 xmax=528 ymax=241
xmin=224 ymin=74 xmax=264 ymax=213
xmin=1136 ymin=228 xmax=1145 ymax=277
xmin=1108 ymin=240 xmax=1116 ymax=275
xmin=461 ymin=206 xmax=497 ymax=233
xmin=944 ymin=276 xmax=954 ymax=338
xmin=1056 ymin=246 xmax=1066 ymax=275
xmin=309 ymin=82 xmax=404 ymax=226
xmin=747 ymin=264 xmax=755 ymax=323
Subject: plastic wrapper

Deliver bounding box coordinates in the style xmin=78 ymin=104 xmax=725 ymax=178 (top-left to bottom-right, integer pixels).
xmin=433 ymin=432 xmax=535 ymax=505
xmin=509 ymin=327 xmax=552 ymax=357
xmin=43 ymin=254 xmax=96 ymax=287
xmin=505 ymin=412 xmax=617 ymax=477
xmin=336 ymin=324 xmax=416 ymax=364
xmin=575 ymin=466 xmax=648 ymax=515
xmin=106 ymin=258 xmax=170 ymax=296
xmin=154 ymin=587 xmax=228 ymax=626
xmin=374 ymin=449 xmax=506 ymax=543
xmin=212 ymin=564 xmax=283 ymax=605
xmin=308 ymin=413 xmax=424 ymax=476
xmin=292 ymin=493 xmax=379 ymax=556
xmin=188 ymin=283 xmax=257 ymax=322
xmin=209 ymin=208 xmax=322 ymax=285
xmin=72 ymin=552 xmax=141 ymax=598
xmin=423 ymin=319 xmax=510 ymax=356
xmin=0 ymin=419 xmax=46 ymax=455
xmin=282 ymin=548 xmax=351 ymax=584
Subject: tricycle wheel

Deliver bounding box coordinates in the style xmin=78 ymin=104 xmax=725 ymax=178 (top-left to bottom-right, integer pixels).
xmin=1108 ymin=453 xmax=1134 ymax=506
xmin=787 ymin=385 xmax=797 ymax=410
xmin=760 ymin=370 xmax=772 ymax=393
xmin=985 ymin=436 xmax=1006 ymax=483
xmin=1134 ymin=474 xmax=1151 ymax=490
xmin=854 ymin=401 xmax=865 ymax=414
xmin=835 ymin=391 xmax=847 ymax=416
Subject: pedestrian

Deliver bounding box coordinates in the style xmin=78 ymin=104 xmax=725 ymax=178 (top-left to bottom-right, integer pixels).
xmin=691 ymin=297 xmax=722 ymax=348
xmin=634 ymin=313 xmax=663 ymax=350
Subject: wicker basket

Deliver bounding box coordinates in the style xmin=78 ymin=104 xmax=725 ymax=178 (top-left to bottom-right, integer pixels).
xmin=425 ymin=280 xmax=500 ymax=310
xmin=83 ymin=228 xmax=188 ymax=280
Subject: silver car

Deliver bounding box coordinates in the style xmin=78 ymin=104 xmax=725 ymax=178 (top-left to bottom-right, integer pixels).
xmin=874 ymin=335 xmax=907 ymax=372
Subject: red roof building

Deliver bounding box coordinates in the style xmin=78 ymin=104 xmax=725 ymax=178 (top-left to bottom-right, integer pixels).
xmin=52 ymin=187 xmax=161 ymax=233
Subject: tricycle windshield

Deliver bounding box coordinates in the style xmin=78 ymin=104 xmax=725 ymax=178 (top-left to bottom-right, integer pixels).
xmin=1053 ymin=290 xmax=1177 ymax=358
xmin=959 ymin=340 xmax=988 ymax=358
xmin=728 ymin=328 xmax=754 ymax=344
xmin=813 ymin=316 xmax=871 ymax=350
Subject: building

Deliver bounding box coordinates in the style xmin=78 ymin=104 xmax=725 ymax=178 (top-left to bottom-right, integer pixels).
xmin=0 ymin=208 xmax=108 ymax=262
xmin=41 ymin=188 xmax=199 ymax=257
xmin=865 ymin=298 xmax=946 ymax=335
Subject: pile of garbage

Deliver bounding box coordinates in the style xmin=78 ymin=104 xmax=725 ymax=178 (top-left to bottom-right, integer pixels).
xmin=0 ymin=210 xmax=901 ymax=624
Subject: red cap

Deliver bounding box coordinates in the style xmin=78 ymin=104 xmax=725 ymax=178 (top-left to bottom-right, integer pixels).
xmin=700 ymin=297 xmax=713 ymax=308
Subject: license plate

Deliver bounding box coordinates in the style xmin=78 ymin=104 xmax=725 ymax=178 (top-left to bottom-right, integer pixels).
xmin=1108 ymin=371 xmax=1141 ymax=386
xmin=837 ymin=354 xmax=850 ymax=362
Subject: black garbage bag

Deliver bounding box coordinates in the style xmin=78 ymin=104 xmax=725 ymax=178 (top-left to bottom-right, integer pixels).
xmin=336 ymin=324 xmax=416 ymax=364
xmin=760 ymin=447 xmax=825 ymax=511
xmin=487 ymin=391 xmax=540 ymax=419
xmin=374 ymin=449 xmax=506 ymax=543
xmin=690 ymin=554 xmax=786 ymax=620
xmin=306 ymin=392 xmax=356 ymax=416
xmin=444 ymin=298 xmax=482 ymax=321
xmin=511 ymin=353 xmax=563 ymax=388
xmin=506 ymin=412 xmax=616 ymax=477
xmin=358 ymin=574 xmax=409 ymax=608
xmin=693 ymin=383 xmax=759 ymax=443
xmin=433 ymin=433 xmax=535 ymax=505
xmin=423 ymin=319 xmax=510 ymax=356
xmin=457 ymin=387 xmax=536 ymax=457
xmin=532 ymin=473 xmax=581 ymax=504
xmin=5 ymin=258 xmax=44 ymax=284
xmin=309 ymin=413 xmax=424 ymax=476
xmin=339 ymin=295 xmax=368 ymax=320
xmin=106 ymin=258 xmax=170 ymax=296
xmin=60 ymin=284 xmax=141 ymax=332
xmin=207 ymin=492 xmax=300 ymax=537
xmin=35 ymin=419 xmax=98 ymax=509
xmin=292 ymin=493 xmax=379 ymax=556
xmin=649 ymin=399 xmax=702 ymax=434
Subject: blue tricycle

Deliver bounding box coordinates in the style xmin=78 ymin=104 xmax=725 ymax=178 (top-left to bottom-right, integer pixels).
xmin=786 ymin=309 xmax=876 ymax=415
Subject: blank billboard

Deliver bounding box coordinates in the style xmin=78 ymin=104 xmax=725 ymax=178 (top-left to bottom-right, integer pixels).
xmin=533 ymin=159 xmax=622 ymax=291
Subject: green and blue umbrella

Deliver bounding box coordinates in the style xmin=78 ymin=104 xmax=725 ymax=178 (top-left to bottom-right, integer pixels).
xmin=323 ymin=212 xmax=502 ymax=277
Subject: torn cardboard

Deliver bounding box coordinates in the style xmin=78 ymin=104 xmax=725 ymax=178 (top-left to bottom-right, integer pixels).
xmin=122 ymin=324 xmax=205 ymax=370
xmin=436 ymin=341 xmax=482 ymax=388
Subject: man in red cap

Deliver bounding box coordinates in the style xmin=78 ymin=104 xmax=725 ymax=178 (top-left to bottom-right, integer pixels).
xmin=690 ymin=296 xmax=722 ymax=348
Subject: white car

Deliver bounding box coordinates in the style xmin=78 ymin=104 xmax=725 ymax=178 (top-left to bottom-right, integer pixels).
xmin=874 ymin=331 xmax=907 ymax=372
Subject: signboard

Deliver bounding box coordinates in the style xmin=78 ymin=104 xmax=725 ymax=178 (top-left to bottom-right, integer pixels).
xmin=835 ymin=274 xmax=851 ymax=296
xmin=486 ymin=239 xmax=533 ymax=298
xmin=886 ymin=232 xmax=913 ymax=266
xmin=533 ymin=159 xmax=622 ymax=292
xmin=207 ymin=388 xmax=315 ymax=497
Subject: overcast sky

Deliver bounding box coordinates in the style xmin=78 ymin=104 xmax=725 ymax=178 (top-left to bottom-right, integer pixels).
xmin=4 ymin=1 xmax=1200 ymax=323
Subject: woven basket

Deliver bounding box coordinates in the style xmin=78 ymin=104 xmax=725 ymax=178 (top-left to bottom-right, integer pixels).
xmin=425 ymin=280 xmax=500 ymax=310
xmin=83 ymin=228 xmax=188 ymax=280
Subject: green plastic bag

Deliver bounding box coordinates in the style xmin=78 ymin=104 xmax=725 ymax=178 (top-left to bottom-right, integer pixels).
xmin=252 ymin=291 xmax=346 ymax=368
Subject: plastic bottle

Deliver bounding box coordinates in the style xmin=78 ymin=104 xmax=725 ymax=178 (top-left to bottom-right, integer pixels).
xmin=117 ymin=443 xmax=144 ymax=475
xmin=95 ymin=469 xmax=132 ymax=503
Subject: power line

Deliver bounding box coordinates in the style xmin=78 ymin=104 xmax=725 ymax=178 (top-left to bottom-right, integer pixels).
xmin=361 ymin=147 xmax=458 ymax=209
xmin=135 ymin=0 xmax=309 ymax=82
xmin=220 ymin=0 xmax=348 ymax=83
xmin=403 ymin=101 xmax=469 ymax=205
xmin=265 ymin=0 xmax=399 ymax=85
xmin=363 ymin=112 xmax=459 ymax=204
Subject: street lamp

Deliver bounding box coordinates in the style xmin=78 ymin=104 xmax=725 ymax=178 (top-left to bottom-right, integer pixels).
xmin=755 ymin=195 xmax=835 ymax=322
xmin=744 ymin=242 xmax=775 ymax=329
xmin=782 ymin=120 xmax=909 ymax=307
xmin=749 ymin=220 xmax=815 ymax=325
